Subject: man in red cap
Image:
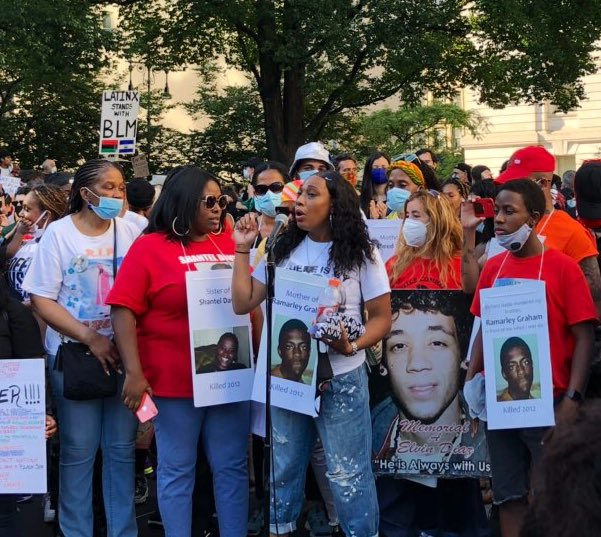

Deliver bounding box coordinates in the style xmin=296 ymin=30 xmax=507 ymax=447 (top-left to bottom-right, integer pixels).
xmin=495 ymin=146 xmax=601 ymax=315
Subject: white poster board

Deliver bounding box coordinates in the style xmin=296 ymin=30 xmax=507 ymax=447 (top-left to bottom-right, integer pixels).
xmin=0 ymin=176 xmax=21 ymax=198
xmin=186 ymin=269 xmax=254 ymax=407
xmin=367 ymin=220 xmax=401 ymax=262
xmin=252 ymin=269 xmax=324 ymax=417
xmin=98 ymin=91 xmax=141 ymax=156
xmin=0 ymin=359 xmax=47 ymax=493
xmin=480 ymin=280 xmax=554 ymax=430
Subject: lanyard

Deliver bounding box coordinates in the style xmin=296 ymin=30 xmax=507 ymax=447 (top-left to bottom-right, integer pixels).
xmin=180 ymin=233 xmax=227 ymax=272
xmin=493 ymin=247 xmax=545 ymax=287
xmin=537 ymin=209 xmax=555 ymax=235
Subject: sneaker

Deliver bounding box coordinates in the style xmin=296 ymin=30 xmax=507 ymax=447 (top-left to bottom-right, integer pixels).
xmin=305 ymin=505 xmax=333 ymax=537
xmin=43 ymin=494 xmax=56 ymax=523
xmin=135 ymin=476 xmax=149 ymax=505
xmin=148 ymin=511 xmax=163 ymax=528
xmin=247 ymin=507 xmax=264 ymax=536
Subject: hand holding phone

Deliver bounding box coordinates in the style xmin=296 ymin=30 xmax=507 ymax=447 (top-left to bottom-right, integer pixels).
xmin=473 ymin=198 xmax=495 ymax=219
xmin=136 ymin=393 xmax=158 ymax=423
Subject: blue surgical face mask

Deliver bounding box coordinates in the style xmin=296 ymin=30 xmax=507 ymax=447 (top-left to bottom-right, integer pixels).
xmin=386 ymin=188 xmax=411 ymax=213
xmin=298 ymin=169 xmax=318 ymax=182
xmin=254 ymin=191 xmax=281 ymax=217
xmin=85 ymin=188 xmax=124 ymax=220
xmin=371 ymin=168 xmax=388 ymax=185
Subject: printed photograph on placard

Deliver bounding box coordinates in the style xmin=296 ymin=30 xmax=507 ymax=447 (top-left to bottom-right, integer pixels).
xmin=270 ymin=314 xmax=316 ymax=385
xmin=494 ymin=335 xmax=541 ymax=402
xmin=193 ymin=327 xmax=250 ymax=374
xmin=369 ymin=290 xmax=489 ymax=478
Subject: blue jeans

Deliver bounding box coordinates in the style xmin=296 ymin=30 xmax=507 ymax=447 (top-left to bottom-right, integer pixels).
xmin=48 ymin=354 xmax=138 ymax=537
xmin=153 ymin=397 xmax=250 ymax=537
xmin=270 ymin=364 xmax=378 ymax=537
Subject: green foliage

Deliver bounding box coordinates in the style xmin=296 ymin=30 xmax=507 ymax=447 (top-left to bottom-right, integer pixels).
xmin=117 ymin=0 xmax=601 ymax=165
xmin=0 ymin=1 xmax=116 ymax=168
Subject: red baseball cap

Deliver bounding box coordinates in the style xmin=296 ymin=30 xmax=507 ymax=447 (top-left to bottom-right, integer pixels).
xmin=495 ymin=146 xmax=556 ymax=185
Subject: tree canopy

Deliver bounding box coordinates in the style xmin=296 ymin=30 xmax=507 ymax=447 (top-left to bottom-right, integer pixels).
xmin=118 ymin=0 xmax=601 ymax=165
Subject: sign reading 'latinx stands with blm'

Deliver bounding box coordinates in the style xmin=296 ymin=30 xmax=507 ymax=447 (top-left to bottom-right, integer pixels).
xmin=98 ymin=91 xmax=141 ymax=156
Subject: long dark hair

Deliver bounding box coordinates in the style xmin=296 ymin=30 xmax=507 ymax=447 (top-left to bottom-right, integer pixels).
xmin=360 ymin=151 xmax=391 ymax=216
xmin=274 ymin=171 xmax=376 ymax=278
xmin=68 ymin=159 xmax=125 ymax=214
xmin=147 ymin=165 xmax=223 ymax=245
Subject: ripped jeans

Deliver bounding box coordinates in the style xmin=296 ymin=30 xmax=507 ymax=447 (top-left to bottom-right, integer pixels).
xmin=270 ymin=364 xmax=378 ymax=537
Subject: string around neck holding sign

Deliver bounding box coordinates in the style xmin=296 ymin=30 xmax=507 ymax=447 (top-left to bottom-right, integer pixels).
xmin=493 ymin=245 xmax=545 ymax=287
xmin=179 ymin=232 xmax=227 ymax=272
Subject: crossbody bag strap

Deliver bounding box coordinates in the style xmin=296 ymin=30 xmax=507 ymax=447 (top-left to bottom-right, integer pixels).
xmin=113 ymin=218 xmax=118 ymax=278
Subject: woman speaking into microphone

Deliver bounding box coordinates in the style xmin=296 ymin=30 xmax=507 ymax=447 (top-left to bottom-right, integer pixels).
xmin=232 ymin=170 xmax=391 ymax=537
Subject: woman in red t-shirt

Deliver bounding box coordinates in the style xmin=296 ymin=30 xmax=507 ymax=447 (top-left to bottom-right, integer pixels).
xmin=386 ymin=189 xmax=462 ymax=290
xmin=107 ymin=167 xmax=249 ymax=537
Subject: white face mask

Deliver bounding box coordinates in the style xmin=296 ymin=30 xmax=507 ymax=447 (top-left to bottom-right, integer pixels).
xmin=402 ymin=218 xmax=428 ymax=247
xmin=31 ymin=210 xmax=49 ymax=239
xmin=496 ymin=223 xmax=532 ymax=252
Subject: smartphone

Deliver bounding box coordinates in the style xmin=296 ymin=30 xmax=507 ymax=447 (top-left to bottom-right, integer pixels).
xmin=473 ymin=198 xmax=495 ymax=219
xmin=136 ymin=393 xmax=158 ymax=423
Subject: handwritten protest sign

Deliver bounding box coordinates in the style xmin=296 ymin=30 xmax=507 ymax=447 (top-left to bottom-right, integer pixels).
xmin=0 ymin=359 xmax=46 ymax=493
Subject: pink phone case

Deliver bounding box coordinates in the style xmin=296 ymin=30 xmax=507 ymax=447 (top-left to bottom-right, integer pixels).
xmin=136 ymin=393 xmax=158 ymax=423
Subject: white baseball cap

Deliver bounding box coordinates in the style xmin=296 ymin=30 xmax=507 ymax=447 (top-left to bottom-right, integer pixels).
xmin=289 ymin=142 xmax=334 ymax=177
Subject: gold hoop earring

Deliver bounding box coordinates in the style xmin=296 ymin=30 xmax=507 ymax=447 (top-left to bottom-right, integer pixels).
xmin=172 ymin=217 xmax=189 ymax=237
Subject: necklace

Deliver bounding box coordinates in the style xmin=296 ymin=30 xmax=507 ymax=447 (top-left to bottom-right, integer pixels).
xmin=305 ymin=237 xmax=330 ymax=268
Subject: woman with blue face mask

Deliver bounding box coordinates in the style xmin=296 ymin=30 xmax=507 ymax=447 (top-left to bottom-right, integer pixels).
xmin=360 ymin=151 xmax=391 ymax=219
xmin=250 ymin=161 xmax=289 ymax=262
xmin=22 ymin=159 xmax=142 ymax=537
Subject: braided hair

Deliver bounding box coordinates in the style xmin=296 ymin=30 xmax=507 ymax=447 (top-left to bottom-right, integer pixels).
xmin=30 ymin=184 xmax=69 ymax=221
xmin=68 ymin=159 xmax=125 ymax=214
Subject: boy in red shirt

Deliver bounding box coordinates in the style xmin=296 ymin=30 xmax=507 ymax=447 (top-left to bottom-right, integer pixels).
xmin=467 ymin=179 xmax=597 ymax=537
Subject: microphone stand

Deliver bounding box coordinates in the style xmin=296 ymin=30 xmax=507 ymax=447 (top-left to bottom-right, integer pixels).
xmin=262 ymin=238 xmax=276 ymax=537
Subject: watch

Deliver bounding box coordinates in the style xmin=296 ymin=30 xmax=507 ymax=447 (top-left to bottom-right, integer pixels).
xmin=565 ymin=389 xmax=583 ymax=403
xmin=348 ymin=341 xmax=359 ymax=356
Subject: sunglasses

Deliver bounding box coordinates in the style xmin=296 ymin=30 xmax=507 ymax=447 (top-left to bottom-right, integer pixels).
xmin=200 ymin=195 xmax=228 ymax=209
xmin=12 ymin=201 xmax=23 ymax=209
xmin=392 ymin=153 xmax=421 ymax=164
xmin=254 ymin=182 xmax=285 ymax=196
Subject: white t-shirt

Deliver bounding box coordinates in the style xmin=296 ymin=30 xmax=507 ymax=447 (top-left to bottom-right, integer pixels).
xmin=123 ymin=210 xmax=148 ymax=234
xmin=6 ymin=239 xmax=39 ymax=301
xmin=254 ymin=236 xmax=390 ymax=376
xmin=22 ymin=215 xmax=141 ymax=355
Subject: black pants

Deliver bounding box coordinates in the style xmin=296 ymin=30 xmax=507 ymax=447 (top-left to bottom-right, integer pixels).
xmin=0 ymin=495 xmax=17 ymax=537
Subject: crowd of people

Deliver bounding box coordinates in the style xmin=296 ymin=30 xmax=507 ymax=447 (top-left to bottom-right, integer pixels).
xmin=0 ymin=142 xmax=600 ymax=537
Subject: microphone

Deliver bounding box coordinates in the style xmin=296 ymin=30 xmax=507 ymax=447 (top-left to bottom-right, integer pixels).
xmin=265 ymin=213 xmax=288 ymax=250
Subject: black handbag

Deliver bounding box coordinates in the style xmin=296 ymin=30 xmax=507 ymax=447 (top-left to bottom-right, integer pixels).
xmin=56 ymin=220 xmax=119 ymax=400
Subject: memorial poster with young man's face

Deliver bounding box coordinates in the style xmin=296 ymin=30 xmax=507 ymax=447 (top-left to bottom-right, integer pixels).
xmin=369 ymin=290 xmax=490 ymax=479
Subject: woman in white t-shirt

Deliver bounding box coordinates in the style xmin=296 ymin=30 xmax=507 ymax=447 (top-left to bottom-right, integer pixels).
xmin=5 ymin=184 xmax=68 ymax=302
xmin=23 ymin=159 xmax=141 ymax=537
xmin=232 ymin=170 xmax=392 ymax=537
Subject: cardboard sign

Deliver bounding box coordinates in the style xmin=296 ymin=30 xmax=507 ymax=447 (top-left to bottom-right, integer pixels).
xmin=480 ymin=279 xmax=554 ymax=430
xmin=131 ymin=154 xmax=150 ymax=178
xmin=370 ymin=290 xmax=490 ymax=479
xmin=0 ymin=359 xmax=47 ymax=493
xmin=0 ymin=176 xmax=21 ymax=198
xmin=98 ymin=91 xmax=140 ymax=156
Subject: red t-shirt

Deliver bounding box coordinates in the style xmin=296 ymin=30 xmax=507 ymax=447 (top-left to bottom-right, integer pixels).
xmin=106 ymin=231 xmax=236 ymax=398
xmin=386 ymin=256 xmax=462 ymax=290
xmin=471 ymin=248 xmax=597 ymax=396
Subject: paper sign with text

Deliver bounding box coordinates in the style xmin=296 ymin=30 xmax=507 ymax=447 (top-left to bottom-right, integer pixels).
xmin=98 ymin=91 xmax=140 ymax=156
xmin=186 ymin=269 xmax=254 ymax=407
xmin=0 ymin=359 xmax=47 ymax=493
xmin=252 ymin=269 xmax=324 ymax=417
xmin=480 ymin=280 xmax=554 ymax=430
xmin=367 ymin=220 xmax=401 ymax=262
